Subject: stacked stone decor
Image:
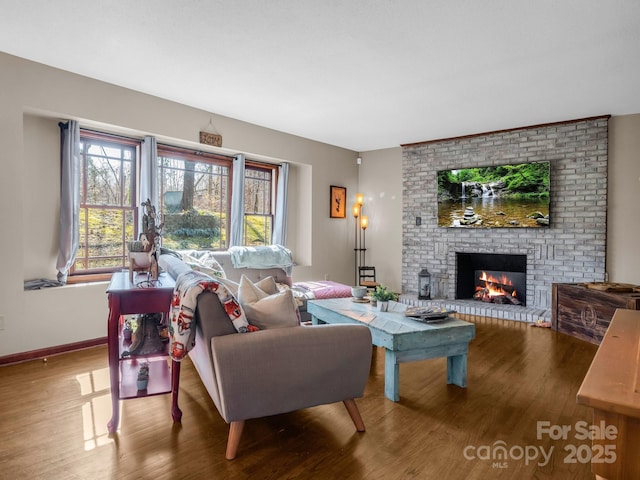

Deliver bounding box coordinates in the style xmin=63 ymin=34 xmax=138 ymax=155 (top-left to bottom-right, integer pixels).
xmin=402 ymin=116 xmax=609 ymax=312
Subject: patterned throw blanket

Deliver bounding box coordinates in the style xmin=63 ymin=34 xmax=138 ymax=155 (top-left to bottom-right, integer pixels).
xmin=168 ymin=270 xmax=257 ymax=361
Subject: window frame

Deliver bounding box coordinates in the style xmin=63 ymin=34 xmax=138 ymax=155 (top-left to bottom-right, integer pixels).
xmin=242 ymin=161 xmax=278 ymax=246
xmin=156 ymin=144 xmax=233 ymax=251
xmin=69 ymin=130 xmax=140 ymax=282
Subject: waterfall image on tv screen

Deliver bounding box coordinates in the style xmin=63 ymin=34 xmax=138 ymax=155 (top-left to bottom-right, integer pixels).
xmin=437 ymin=161 xmax=550 ymax=228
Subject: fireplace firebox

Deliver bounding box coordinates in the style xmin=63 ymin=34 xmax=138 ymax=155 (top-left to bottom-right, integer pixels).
xmin=456 ymin=252 xmax=527 ymax=306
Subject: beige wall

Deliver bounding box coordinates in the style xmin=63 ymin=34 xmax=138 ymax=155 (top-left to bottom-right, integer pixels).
xmin=358 ymin=147 xmax=404 ymax=292
xmin=0 ymin=52 xmax=358 ymax=357
xmin=608 ymin=114 xmax=640 ymax=283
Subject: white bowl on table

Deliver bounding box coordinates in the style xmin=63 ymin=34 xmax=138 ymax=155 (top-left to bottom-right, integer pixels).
xmin=351 ymin=286 xmax=367 ymax=299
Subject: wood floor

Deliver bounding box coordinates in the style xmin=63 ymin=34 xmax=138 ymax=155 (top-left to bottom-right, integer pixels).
xmin=0 ymin=316 xmax=599 ymax=480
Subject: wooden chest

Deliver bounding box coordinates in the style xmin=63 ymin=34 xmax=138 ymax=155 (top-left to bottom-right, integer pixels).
xmin=552 ymin=283 xmax=640 ymax=344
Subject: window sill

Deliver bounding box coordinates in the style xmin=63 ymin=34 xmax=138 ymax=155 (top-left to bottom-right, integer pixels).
xmin=67 ymin=273 xmax=112 ymax=284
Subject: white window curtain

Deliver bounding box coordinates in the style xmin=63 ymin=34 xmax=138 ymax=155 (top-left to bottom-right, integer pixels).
xmin=56 ymin=120 xmax=81 ymax=284
xmin=272 ymin=162 xmax=289 ymax=246
xmin=229 ymin=153 xmax=245 ymax=247
xmin=139 ymin=136 xmax=158 ymax=234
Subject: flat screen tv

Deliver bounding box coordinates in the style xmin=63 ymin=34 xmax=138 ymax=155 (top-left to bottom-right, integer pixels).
xmin=437 ymin=161 xmax=550 ymax=228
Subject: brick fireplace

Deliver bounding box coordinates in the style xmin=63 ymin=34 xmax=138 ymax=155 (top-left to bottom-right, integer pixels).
xmin=401 ymin=116 xmax=609 ymax=320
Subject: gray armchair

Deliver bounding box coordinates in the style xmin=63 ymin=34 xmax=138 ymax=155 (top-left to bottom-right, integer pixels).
xmin=160 ymin=254 xmax=372 ymax=459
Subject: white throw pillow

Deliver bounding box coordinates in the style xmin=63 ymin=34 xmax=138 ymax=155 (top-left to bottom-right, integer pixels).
xmin=217 ymin=275 xmax=277 ymax=297
xmin=238 ymin=275 xmax=299 ymax=329
xmin=253 ymin=276 xmax=279 ymax=296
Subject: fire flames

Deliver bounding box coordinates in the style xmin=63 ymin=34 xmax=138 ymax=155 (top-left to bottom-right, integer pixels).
xmin=474 ymin=271 xmax=521 ymax=304
xmin=477 ymin=271 xmax=517 ymax=297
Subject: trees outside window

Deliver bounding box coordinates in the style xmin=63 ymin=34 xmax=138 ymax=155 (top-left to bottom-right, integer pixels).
xmin=157 ymin=146 xmax=231 ymax=251
xmin=71 ymin=132 xmax=277 ymax=278
xmin=74 ymin=132 xmax=137 ymax=274
xmin=243 ymin=165 xmax=275 ymax=246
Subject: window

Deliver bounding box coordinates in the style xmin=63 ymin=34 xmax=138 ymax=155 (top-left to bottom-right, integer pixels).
xmin=243 ymin=164 xmax=276 ymax=246
xmin=68 ymin=132 xmax=278 ymax=279
xmin=157 ymin=146 xmax=231 ymax=250
xmin=74 ymin=132 xmax=138 ymax=274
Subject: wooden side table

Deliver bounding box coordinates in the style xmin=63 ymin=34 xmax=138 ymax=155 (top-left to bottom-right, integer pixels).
xmin=106 ymin=271 xmax=181 ymax=433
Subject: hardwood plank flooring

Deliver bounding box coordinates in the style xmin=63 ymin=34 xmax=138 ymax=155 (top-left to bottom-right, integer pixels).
xmin=0 ymin=316 xmax=599 ymax=479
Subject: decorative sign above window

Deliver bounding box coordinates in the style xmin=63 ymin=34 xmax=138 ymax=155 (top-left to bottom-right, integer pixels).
xmin=199 ymin=131 xmax=223 ymax=147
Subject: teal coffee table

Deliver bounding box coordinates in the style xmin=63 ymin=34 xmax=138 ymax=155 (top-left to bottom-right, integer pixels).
xmin=308 ymin=298 xmax=476 ymax=401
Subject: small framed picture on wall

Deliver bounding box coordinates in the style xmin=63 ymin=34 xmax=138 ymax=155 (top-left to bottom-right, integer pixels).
xmin=330 ymin=185 xmax=347 ymax=218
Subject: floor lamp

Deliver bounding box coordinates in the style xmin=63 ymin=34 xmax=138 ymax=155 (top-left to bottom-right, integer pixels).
xmin=352 ymin=193 xmax=368 ymax=285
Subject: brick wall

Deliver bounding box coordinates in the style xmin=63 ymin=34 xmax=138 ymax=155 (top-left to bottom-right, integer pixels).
xmin=402 ymin=117 xmax=609 ymax=309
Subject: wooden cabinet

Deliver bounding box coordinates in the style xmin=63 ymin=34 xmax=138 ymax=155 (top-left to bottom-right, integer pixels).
xmin=552 ymin=283 xmax=640 ymax=344
xmin=106 ymin=271 xmax=181 ymax=433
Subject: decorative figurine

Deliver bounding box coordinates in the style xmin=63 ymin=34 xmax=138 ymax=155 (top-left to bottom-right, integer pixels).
xmin=126 ymin=199 xmax=164 ymax=282
xmin=140 ymin=198 xmax=164 ymax=280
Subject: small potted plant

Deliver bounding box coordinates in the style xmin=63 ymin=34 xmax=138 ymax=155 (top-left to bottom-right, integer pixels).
xmin=371 ymin=285 xmax=397 ymax=312
xmin=137 ymin=362 xmax=150 ymax=391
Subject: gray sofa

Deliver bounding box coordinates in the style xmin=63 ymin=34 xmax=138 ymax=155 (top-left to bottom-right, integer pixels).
xmin=159 ymin=253 xmax=373 ymax=459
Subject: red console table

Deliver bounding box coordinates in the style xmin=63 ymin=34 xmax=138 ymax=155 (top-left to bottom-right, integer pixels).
xmin=106 ymin=271 xmax=181 ymax=433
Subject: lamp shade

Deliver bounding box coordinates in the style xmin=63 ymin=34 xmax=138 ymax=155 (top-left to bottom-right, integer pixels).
xmin=356 ymin=193 xmax=364 ymax=206
xmin=352 ymin=204 xmax=360 ymax=218
xmin=360 ymin=215 xmax=369 ymax=230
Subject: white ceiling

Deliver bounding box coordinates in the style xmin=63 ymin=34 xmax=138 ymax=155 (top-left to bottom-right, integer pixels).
xmin=1 ymin=1 xmax=639 ymax=152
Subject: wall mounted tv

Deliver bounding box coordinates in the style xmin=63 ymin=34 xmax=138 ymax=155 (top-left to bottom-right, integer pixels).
xmin=437 ymin=161 xmax=550 ymax=228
